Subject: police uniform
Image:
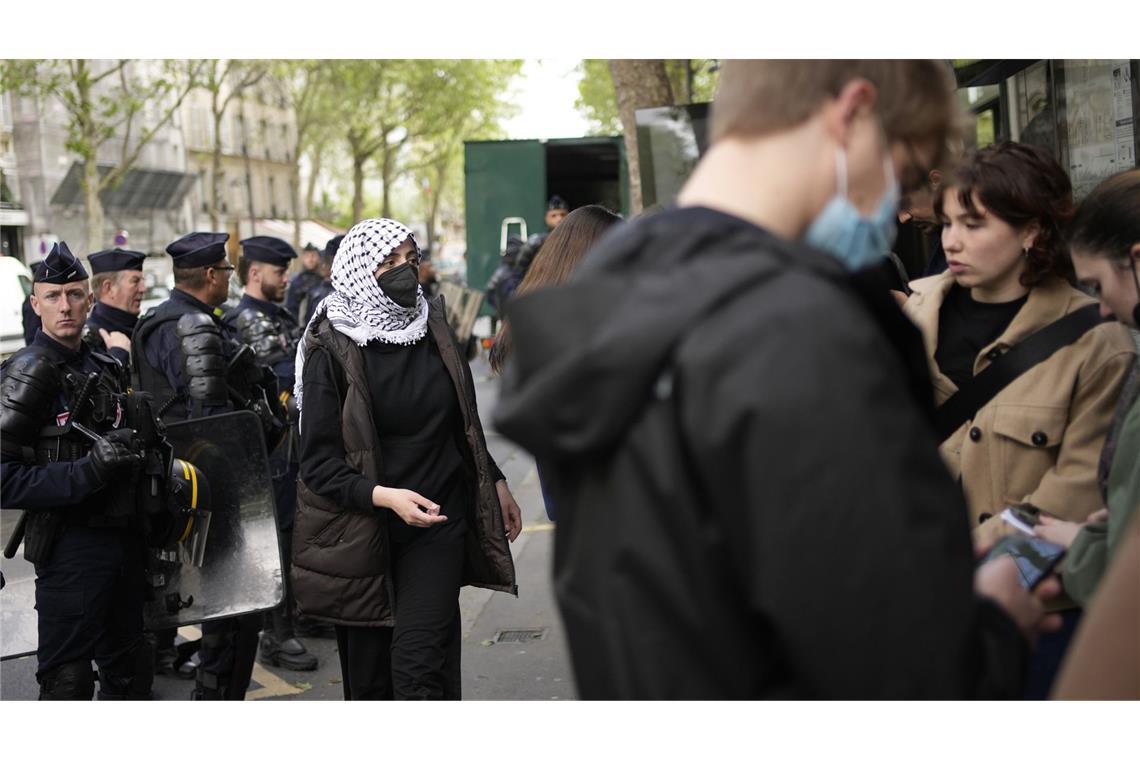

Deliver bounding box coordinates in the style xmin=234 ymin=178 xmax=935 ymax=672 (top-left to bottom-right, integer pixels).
xmin=0 ymin=242 xmax=150 ymax=700
xmin=132 ymin=232 xmax=276 ymax=700
xmin=300 ymin=234 xmax=342 ymax=326
xmin=82 ymin=247 xmax=147 ymax=372
xmin=224 ymin=236 xmax=317 ymax=671
xmin=283 ymin=244 xmax=325 ymax=321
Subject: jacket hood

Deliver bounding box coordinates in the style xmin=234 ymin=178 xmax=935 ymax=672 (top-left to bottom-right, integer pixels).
xmin=492 ymin=206 xmax=841 ymax=459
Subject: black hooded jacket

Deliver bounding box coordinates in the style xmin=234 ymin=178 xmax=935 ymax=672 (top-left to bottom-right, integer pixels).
xmin=493 ymin=206 xmax=1027 ymax=699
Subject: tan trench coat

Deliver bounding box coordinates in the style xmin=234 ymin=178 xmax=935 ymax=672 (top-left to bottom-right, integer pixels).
xmin=904 ymin=272 xmax=1136 ymax=537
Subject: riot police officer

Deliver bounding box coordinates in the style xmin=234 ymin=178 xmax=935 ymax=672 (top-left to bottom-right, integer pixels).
xmin=0 ymin=242 xmax=150 ymax=700
xmin=283 ymin=242 xmax=323 ymax=320
xmin=223 ymin=235 xmax=318 ymax=672
xmin=132 ymin=231 xmax=282 ymax=700
xmin=82 ymin=247 xmax=148 ymax=370
xmin=300 ymin=234 xmax=341 ymax=326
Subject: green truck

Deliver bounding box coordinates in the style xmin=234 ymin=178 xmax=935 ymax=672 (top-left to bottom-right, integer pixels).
xmin=463 ymin=136 xmax=630 ymax=306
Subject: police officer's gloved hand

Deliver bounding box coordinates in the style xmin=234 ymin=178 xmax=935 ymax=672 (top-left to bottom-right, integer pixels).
xmin=88 ymin=428 xmax=140 ymax=484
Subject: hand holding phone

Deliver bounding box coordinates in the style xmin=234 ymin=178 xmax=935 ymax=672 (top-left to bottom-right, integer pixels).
xmin=981 ymin=534 xmax=1066 ymax=590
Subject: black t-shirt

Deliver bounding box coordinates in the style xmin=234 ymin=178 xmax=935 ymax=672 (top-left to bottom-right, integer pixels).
xmin=298 ymin=331 xmax=469 ymax=543
xmin=934 ymin=284 xmax=1028 ymax=389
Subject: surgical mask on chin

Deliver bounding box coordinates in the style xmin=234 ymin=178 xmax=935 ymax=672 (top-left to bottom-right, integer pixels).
xmin=804 ymin=146 xmax=900 ymax=271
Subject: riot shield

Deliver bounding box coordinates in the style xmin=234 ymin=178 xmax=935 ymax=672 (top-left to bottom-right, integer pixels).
xmin=1 ymin=410 xmax=282 ymax=661
xmin=147 ymin=410 xmax=282 ymax=629
xmin=0 ymin=511 xmax=37 ymax=660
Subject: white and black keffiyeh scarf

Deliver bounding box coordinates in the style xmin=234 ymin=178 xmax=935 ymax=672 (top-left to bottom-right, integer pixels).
xmin=294 ymin=217 xmax=427 ymax=411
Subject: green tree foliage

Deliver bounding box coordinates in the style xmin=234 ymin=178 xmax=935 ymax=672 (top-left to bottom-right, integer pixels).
xmin=403 ymin=60 xmax=522 ymax=249
xmin=575 ymin=59 xmax=621 ymax=136
xmin=266 ymin=60 xmax=339 ymax=246
xmin=324 ymin=59 xmax=522 ymax=226
xmin=0 ymin=59 xmax=202 ymax=250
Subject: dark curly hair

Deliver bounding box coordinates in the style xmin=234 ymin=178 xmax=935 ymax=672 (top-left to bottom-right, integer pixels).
xmin=935 ymin=141 xmax=1075 ymax=288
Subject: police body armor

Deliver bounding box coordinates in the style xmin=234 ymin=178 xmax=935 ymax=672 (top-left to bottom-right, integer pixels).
xmin=134 ymin=300 xmax=287 ymax=448
xmin=227 ymin=304 xmax=301 ymax=442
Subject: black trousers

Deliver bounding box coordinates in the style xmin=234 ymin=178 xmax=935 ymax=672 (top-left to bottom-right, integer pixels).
xmin=34 ymin=524 xmax=147 ymax=696
xmin=335 ymin=524 xmax=465 ymax=700
xmin=198 ymin=613 xmax=262 ymax=699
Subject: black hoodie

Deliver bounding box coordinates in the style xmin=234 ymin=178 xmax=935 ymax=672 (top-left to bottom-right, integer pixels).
xmin=494 ymin=206 xmax=1027 ymax=699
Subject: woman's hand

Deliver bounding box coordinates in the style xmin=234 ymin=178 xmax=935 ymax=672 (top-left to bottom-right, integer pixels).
xmin=496 ymin=480 xmax=522 ymax=542
xmin=1033 ymin=514 xmax=1085 ymax=549
xmin=372 ymin=485 xmax=447 ymax=528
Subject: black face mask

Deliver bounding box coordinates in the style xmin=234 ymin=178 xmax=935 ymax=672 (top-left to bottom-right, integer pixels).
xmin=376 ymin=262 xmax=419 ymax=308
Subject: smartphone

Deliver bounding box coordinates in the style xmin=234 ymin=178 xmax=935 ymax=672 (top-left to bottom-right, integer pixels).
xmin=982 ymin=534 xmax=1066 ymax=590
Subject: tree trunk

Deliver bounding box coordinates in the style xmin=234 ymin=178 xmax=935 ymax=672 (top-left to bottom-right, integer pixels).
xmin=83 ymin=160 xmax=104 ymax=251
xmin=305 ymin=142 xmax=323 ymax=220
xmin=380 ymin=146 xmax=393 ymax=220
xmin=608 ymin=60 xmax=675 ymax=215
xmin=210 ymin=108 xmax=224 ymax=231
xmin=352 ymin=156 xmax=365 ymax=224
xmin=427 ymin=161 xmax=445 ymax=252
xmin=291 ymin=160 xmax=302 ymax=249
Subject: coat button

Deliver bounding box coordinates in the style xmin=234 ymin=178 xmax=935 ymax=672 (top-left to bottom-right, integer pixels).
xmin=969 ymin=427 xmax=982 ymax=442
xmin=987 ymin=348 xmax=1002 ymax=361
xmin=1031 ymin=431 xmax=1048 ymax=446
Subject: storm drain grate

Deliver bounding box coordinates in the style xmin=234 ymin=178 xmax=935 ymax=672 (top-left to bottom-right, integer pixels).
xmin=493 ymin=628 xmax=547 ymax=644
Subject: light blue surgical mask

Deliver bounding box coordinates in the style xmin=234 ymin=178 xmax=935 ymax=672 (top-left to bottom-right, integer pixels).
xmin=804 ymin=145 xmax=900 ymax=271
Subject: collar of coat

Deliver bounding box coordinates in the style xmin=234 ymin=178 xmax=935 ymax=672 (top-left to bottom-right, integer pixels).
xmin=905 ymin=271 xmax=1097 ymax=395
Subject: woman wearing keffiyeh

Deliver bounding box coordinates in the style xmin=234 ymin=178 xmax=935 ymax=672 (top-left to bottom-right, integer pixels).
xmin=292 ymin=218 xmax=521 ymax=700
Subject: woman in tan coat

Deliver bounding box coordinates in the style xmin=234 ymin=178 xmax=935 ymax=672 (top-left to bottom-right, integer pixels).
xmin=902 ymin=143 xmax=1135 ymax=697
xmin=904 ymin=143 xmax=1135 ymax=527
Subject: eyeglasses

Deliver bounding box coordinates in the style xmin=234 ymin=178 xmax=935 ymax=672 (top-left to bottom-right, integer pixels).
xmin=207 ymin=264 xmax=236 ymax=273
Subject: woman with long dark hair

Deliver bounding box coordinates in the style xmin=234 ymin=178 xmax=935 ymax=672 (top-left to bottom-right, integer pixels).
xmin=489 ymin=204 xmax=622 ymax=522
xmin=292 ymin=217 xmax=521 ymax=700
xmin=902 ymin=143 xmax=1136 ymax=697
xmin=490 ymin=204 xmax=623 ymax=375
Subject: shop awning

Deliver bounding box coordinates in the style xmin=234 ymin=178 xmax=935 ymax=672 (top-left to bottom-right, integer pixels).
xmin=51 ymin=163 xmax=195 ymax=211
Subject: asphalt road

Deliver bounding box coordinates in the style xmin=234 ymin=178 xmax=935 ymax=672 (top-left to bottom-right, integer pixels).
xmin=0 ymin=353 xmax=575 ymax=701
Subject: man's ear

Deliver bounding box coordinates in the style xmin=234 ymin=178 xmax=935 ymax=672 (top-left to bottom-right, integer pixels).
xmin=929 ymin=168 xmax=943 ymax=189
xmin=30 ymin=293 xmax=41 ymax=318
xmin=823 ymin=78 xmax=878 ymax=147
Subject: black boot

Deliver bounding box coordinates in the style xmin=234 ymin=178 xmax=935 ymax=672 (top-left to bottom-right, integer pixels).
xmin=97 ymin=639 xmax=154 ymax=700
xmin=258 ymin=629 xmax=319 ymax=671
xmin=37 ymin=660 xmax=95 ymax=701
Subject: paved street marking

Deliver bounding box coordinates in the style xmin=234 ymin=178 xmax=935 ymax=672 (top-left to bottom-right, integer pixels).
xmin=245 ymin=663 xmax=309 ymax=700
xmin=521 ymin=523 xmax=555 ymax=534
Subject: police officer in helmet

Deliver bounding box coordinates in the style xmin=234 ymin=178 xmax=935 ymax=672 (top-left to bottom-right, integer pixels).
xmin=0 ymin=242 xmax=150 ymax=700
xmin=224 ymin=235 xmax=318 ymax=672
